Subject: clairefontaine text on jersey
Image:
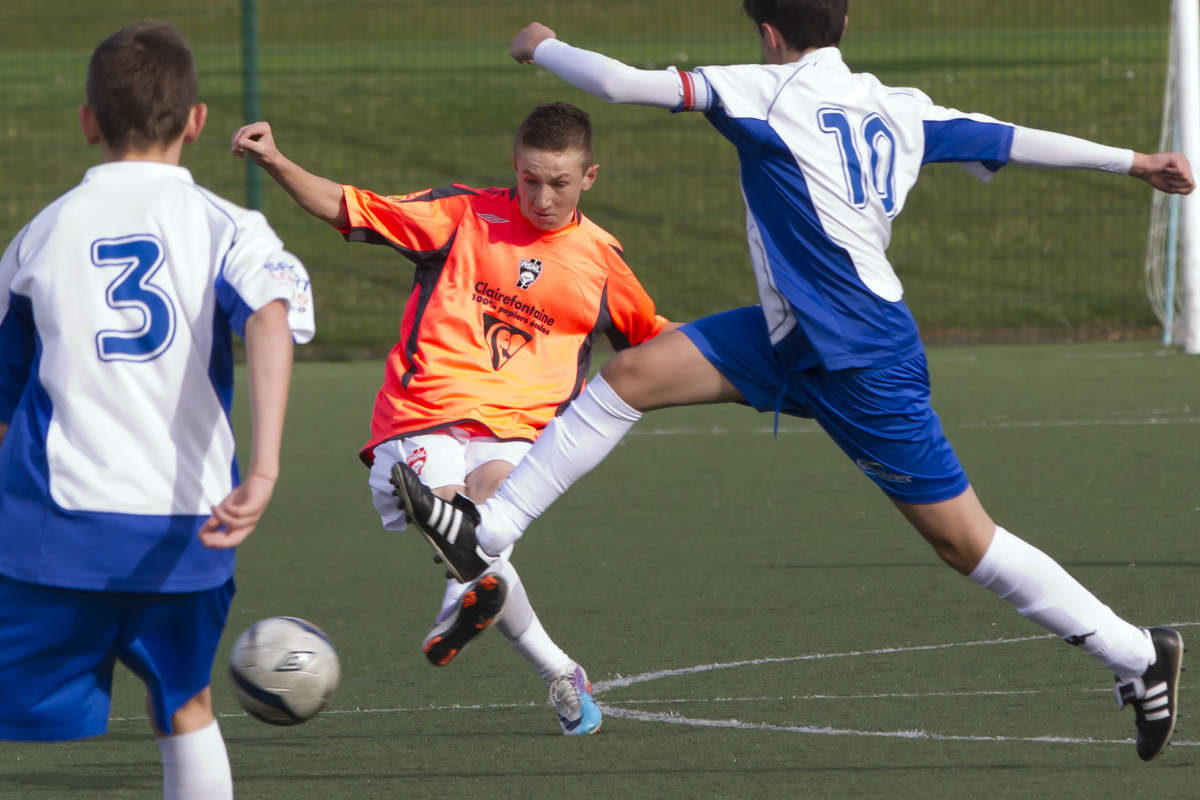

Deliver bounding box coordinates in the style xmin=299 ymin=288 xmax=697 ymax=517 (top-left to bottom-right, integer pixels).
xmin=473 ymin=281 xmax=556 ymax=334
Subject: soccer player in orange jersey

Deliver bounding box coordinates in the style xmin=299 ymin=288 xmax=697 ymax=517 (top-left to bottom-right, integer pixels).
xmin=231 ymin=102 xmax=671 ymax=734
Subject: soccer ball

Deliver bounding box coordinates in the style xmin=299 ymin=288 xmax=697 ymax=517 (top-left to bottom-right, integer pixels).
xmin=229 ymin=616 xmax=341 ymax=725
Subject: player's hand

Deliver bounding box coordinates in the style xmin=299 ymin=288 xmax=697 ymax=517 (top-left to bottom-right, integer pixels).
xmin=230 ymin=121 xmax=282 ymax=169
xmin=1131 ymin=151 xmax=1195 ymax=195
xmin=511 ymin=22 xmax=556 ymax=63
xmin=198 ymin=473 xmax=278 ymax=549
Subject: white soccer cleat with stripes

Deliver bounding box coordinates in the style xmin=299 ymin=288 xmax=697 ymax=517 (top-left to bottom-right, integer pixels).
xmin=390 ymin=462 xmax=492 ymax=583
xmin=1114 ymin=627 xmax=1184 ymax=761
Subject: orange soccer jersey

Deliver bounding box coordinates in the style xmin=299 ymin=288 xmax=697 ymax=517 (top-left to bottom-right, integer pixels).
xmin=341 ymin=183 xmax=668 ymax=463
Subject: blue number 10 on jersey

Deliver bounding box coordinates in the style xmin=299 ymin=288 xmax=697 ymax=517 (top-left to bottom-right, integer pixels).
xmin=818 ymin=107 xmax=898 ymax=216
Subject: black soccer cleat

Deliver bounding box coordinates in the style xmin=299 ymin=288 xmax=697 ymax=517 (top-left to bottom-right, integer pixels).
xmin=390 ymin=461 xmax=489 ymax=583
xmin=421 ymin=572 xmax=507 ymax=666
xmin=1115 ymin=627 xmax=1184 ymax=761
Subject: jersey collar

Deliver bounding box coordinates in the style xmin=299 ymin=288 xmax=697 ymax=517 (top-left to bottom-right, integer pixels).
xmin=84 ymin=161 xmax=195 ymax=185
xmin=508 ymin=189 xmax=582 ymax=239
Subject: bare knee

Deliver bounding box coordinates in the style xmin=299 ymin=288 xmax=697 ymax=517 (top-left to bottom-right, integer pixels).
xmin=155 ymin=687 xmax=215 ymax=737
xmin=892 ymin=488 xmax=995 ymax=576
xmin=599 ymin=330 xmax=739 ymax=411
xmin=924 ymin=533 xmax=987 ymax=575
xmin=600 ymin=346 xmax=651 ymax=391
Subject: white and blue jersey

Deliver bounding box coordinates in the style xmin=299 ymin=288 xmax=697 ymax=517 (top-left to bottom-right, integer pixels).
xmin=529 ymin=37 xmax=1134 ymax=501
xmin=680 ymin=47 xmax=1014 ymax=370
xmin=0 ymin=161 xmax=315 ymax=593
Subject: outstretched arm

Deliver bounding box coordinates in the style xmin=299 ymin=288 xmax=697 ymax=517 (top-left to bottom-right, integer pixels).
xmin=1009 ymin=126 xmax=1194 ymax=194
xmin=511 ymin=22 xmax=693 ymax=109
xmin=230 ymin=122 xmax=350 ymax=228
xmin=199 ymin=299 xmax=293 ymax=549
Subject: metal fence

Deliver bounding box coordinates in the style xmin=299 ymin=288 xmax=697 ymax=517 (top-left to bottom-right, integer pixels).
xmin=0 ymin=1 xmax=1172 ymax=353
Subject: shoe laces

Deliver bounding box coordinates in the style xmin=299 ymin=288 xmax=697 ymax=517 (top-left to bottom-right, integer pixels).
xmin=548 ymin=667 xmax=587 ymax=719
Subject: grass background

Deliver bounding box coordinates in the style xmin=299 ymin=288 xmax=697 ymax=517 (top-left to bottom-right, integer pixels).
xmin=0 ymin=0 xmax=1177 ymax=352
xmin=1 ymin=3 xmax=1195 ymax=796
xmin=4 ymin=341 xmax=1198 ymax=798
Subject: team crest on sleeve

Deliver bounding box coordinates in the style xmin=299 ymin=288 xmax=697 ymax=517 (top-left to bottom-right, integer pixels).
xmin=482 ymin=313 xmax=533 ymax=370
xmin=516 ymin=257 xmax=543 ymax=289
xmin=264 ymin=260 xmax=312 ymax=314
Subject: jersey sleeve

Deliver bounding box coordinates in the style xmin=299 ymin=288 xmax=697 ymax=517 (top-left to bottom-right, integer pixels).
xmin=0 ymin=226 xmax=34 ymax=421
xmin=692 ymin=64 xmax=776 ymax=119
xmin=601 ymin=247 xmax=668 ymax=349
xmin=912 ymin=92 xmax=1016 ymax=180
xmin=216 ymin=209 xmax=316 ymax=344
xmin=533 ymin=38 xmax=691 ymax=110
xmin=341 ymin=184 xmax=475 ymax=255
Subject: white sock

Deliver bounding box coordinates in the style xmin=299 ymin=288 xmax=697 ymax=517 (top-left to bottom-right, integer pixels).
xmin=436 ymin=576 xmax=471 ymax=623
xmin=477 ymin=374 xmax=641 ymax=555
xmin=969 ymin=526 xmax=1154 ymax=678
xmin=157 ymin=720 xmax=232 ymax=800
xmin=494 ymin=560 xmax=573 ymax=682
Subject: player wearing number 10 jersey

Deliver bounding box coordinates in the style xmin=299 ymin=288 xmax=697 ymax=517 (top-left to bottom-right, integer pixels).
xmin=0 ymin=21 xmax=313 ymax=798
xmin=396 ymin=2 xmax=1195 ymax=761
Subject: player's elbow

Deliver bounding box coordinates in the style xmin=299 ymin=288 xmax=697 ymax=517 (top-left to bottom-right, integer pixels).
xmin=592 ymin=79 xmax=627 ymax=104
xmin=591 ymin=68 xmax=643 ymax=104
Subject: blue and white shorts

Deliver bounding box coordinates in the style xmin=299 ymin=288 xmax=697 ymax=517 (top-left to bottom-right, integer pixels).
xmin=681 ymin=306 xmax=969 ymax=504
xmin=0 ymin=576 xmax=234 ymax=741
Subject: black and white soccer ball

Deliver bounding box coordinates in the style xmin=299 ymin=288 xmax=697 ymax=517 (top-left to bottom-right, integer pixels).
xmin=229 ymin=616 xmax=341 ymax=725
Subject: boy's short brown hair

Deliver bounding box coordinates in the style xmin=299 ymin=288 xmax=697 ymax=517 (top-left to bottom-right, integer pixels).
xmin=743 ymin=0 xmax=848 ymax=52
xmin=514 ymin=102 xmax=594 ymax=168
xmin=86 ymin=21 xmax=197 ymax=153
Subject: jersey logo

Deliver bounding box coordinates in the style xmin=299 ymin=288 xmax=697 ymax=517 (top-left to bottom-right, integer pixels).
xmin=854 ymin=459 xmax=913 ymax=484
xmin=516 ymin=257 xmax=543 ymax=289
xmin=483 ymin=313 xmax=533 ymax=371
xmin=476 ymin=212 xmax=509 ymax=224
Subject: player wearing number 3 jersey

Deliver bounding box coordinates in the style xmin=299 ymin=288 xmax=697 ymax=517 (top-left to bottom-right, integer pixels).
xmin=0 ymin=21 xmax=313 ymax=799
xmin=396 ymin=1 xmax=1195 ymax=761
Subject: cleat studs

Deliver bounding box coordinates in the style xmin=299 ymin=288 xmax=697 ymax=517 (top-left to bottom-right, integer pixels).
xmin=432 ymin=554 xmax=443 ymax=564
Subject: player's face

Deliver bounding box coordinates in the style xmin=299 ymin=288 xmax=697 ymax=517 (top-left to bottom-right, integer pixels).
xmin=513 ymin=146 xmax=599 ymax=231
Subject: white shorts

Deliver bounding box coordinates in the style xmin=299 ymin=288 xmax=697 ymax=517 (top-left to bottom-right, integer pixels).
xmin=367 ymin=426 xmax=532 ymax=532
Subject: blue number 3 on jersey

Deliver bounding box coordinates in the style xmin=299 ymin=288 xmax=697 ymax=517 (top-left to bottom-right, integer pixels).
xmin=92 ymin=235 xmax=176 ymax=362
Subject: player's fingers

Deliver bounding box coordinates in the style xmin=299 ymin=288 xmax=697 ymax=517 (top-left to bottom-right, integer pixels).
xmin=208 ymin=498 xmax=260 ymax=529
xmin=231 ymin=123 xmax=274 ymax=157
xmin=230 ymin=122 xmax=262 ymax=152
xmin=201 ymin=525 xmax=254 ymax=549
xmin=216 ymin=507 xmax=263 ymax=532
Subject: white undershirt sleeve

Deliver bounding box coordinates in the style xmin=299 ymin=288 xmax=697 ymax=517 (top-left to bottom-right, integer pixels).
xmin=1009 ymin=126 xmax=1134 ymax=174
xmin=533 ymin=38 xmax=707 ymax=110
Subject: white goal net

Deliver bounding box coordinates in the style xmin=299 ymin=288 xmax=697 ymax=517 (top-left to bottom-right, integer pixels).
xmin=1146 ymin=0 xmax=1200 ymax=351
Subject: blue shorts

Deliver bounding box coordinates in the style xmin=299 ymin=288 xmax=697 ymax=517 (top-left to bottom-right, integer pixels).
xmin=0 ymin=576 xmax=235 ymax=741
xmin=681 ymin=306 xmax=969 ymax=504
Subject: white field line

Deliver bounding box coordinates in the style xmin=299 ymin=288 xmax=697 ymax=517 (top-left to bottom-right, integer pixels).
xmin=596 ymin=705 xmax=1200 ymax=748
xmin=593 ymin=633 xmax=1056 ymax=692
xmin=108 ymin=625 xmax=1200 ymax=751
xmin=594 ymin=624 xmax=1200 ymax=694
